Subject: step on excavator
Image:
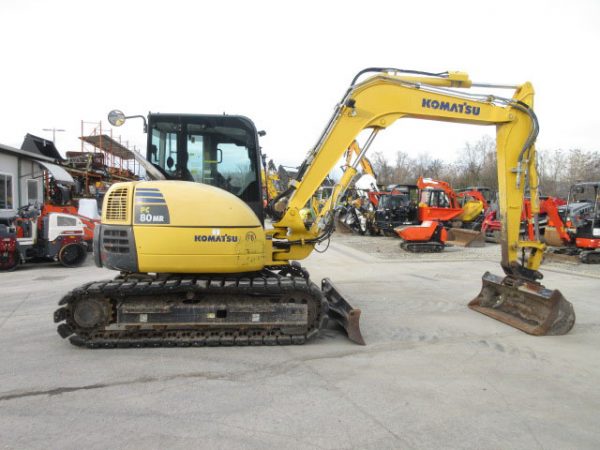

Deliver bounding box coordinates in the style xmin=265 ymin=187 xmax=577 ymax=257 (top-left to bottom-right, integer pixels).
xmin=54 ymin=68 xmax=576 ymax=347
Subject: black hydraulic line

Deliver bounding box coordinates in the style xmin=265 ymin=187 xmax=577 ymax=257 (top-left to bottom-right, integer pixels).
xmin=511 ymin=100 xmax=539 ymax=163
xmin=350 ymin=67 xmax=449 ymax=87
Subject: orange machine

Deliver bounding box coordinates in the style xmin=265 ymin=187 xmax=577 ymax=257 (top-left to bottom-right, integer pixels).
xmin=415 ymin=177 xmax=464 ymax=222
xmin=397 ymin=220 xmax=448 ymax=252
xmin=542 ymin=182 xmax=600 ymax=263
xmin=395 ymin=177 xmax=486 ymax=250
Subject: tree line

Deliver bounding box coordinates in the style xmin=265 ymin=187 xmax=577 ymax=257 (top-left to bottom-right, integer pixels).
xmin=370 ymin=135 xmax=600 ymax=198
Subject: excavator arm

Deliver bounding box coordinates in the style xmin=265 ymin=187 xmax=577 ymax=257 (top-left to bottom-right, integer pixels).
xmin=269 ymin=68 xmax=574 ymax=336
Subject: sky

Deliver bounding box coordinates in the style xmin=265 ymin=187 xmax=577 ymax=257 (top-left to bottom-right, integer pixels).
xmin=1 ymin=0 xmax=599 ymax=170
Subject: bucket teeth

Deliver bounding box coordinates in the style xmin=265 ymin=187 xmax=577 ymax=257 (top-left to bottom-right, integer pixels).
xmin=469 ymin=271 xmax=575 ymax=336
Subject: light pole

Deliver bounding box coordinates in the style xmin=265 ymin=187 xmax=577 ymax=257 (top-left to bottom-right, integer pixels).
xmin=42 ymin=127 xmax=66 ymax=144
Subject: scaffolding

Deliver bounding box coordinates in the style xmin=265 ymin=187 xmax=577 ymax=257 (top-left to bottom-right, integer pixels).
xmin=65 ymin=120 xmax=144 ymax=197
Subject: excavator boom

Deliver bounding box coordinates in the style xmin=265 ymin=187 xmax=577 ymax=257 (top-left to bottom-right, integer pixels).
xmin=271 ymin=68 xmax=574 ymax=336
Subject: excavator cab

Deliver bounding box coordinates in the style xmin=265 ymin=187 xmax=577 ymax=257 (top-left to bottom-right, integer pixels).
xmin=146 ymin=113 xmax=265 ymax=222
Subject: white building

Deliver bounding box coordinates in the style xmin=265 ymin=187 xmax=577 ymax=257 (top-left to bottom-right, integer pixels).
xmin=0 ymin=142 xmax=73 ymax=219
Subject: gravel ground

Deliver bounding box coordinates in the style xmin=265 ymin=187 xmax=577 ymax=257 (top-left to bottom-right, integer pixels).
xmin=329 ymin=232 xmax=600 ymax=278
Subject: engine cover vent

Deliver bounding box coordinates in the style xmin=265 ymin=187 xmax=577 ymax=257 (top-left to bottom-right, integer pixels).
xmin=105 ymin=187 xmax=129 ymax=222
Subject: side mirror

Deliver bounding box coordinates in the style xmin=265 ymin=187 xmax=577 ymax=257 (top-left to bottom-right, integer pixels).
xmin=107 ymin=110 xmax=148 ymax=132
xmin=108 ymin=110 xmax=126 ymax=127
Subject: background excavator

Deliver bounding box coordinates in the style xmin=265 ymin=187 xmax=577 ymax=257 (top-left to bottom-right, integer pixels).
xmin=543 ymin=181 xmax=600 ymax=263
xmin=395 ymin=177 xmax=486 ymax=251
xmin=54 ymin=68 xmax=575 ymax=348
xmin=481 ymin=195 xmax=565 ymax=243
xmin=372 ymin=184 xmax=420 ymax=236
xmin=261 ymin=157 xmax=282 ymax=209
xmin=334 ymin=140 xmax=381 ymax=235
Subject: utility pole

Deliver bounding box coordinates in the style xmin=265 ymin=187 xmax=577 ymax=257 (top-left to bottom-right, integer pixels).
xmin=42 ymin=127 xmax=66 ymax=143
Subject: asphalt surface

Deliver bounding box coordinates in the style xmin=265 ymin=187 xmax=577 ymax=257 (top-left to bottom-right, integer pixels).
xmin=1 ymin=240 xmax=599 ymax=449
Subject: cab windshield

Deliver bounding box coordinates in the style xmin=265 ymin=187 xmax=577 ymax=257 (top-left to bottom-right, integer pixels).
xmin=149 ymin=115 xmax=259 ymax=201
xmin=380 ymin=194 xmax=409 ymax=209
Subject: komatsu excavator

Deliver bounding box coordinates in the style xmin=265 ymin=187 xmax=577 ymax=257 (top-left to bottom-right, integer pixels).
xmin=54 ymin=68 xmax=576 ymax=347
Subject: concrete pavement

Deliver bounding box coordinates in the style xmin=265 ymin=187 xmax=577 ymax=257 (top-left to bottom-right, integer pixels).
xmin=1 ymin=241 xmax=599 ymax=449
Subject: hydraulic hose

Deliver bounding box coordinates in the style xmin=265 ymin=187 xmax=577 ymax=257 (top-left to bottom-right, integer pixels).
xmin=350 ymin=67 xmax=449 ymax=86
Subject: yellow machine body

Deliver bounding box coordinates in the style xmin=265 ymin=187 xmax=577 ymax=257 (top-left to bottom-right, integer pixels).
xmin=457 ymin=199 xmax=484 ymax=222
xmin=102 ymin=181 xmax=267 ymax=273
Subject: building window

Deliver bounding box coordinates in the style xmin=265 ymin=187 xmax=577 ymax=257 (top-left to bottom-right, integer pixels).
xmin=27 ymin=179 xmax=39 ymax=205
xmin=0 ymin=173 xmax=14 ymax=210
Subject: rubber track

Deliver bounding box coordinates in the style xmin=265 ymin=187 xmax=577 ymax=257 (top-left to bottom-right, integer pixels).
xmin=54 ymin=272 xmax=326 ymax=348
xmin=400 ymin=242 xmax=444 ymax=253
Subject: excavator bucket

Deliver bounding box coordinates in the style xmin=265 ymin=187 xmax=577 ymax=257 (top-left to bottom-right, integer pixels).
xmin=322 ymin=278 xmax=365 ymax=345
xmin=469 ymin=272 xmax=575 ymax=336
xmin=446 ymin=228 xmax=486 ymax=247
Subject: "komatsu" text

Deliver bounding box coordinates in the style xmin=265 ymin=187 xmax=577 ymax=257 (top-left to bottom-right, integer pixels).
xmin=422 ymin=98 xmax=480 ymax=116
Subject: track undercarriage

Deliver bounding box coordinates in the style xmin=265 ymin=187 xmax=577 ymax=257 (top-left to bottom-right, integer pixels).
xmin=54 ymin=269 xmax=364 ymax=348
xmin=400 ymin=241 xmax=444 ymax=253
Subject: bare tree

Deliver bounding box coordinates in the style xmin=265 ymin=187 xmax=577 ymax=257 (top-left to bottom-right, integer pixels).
xmin=538 ymin=148 xmax=566 ymax=196
xmin=371 ymin=151 xmax=394 ymax=185
xmin=367 ymin=138 xmax=598 ymax=198
xmin=393 ymin=150 xmax=412 ymax=183
xmin=456 ymin=135 xmax=495 ymax=187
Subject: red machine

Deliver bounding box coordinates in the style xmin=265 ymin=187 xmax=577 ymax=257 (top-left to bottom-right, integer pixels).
xmin=415 ymin=177 xmax=464 ymax=222
xmin=398 ymin=221 xmax=448 ymax=252
xmin=395 ymin=177 xmax=486 ymax=251
xmin=482 ymin=196 xmax=567 ymax=243
xmin=456 ymin=186 xmax=495 ymax=207
xmin=0 ymin=204 xmax=87 ymax=271
xmin=43 ymin=204 xmax=98 ymax=246
xmin=543 ymin=182 xmax=600 ymax=263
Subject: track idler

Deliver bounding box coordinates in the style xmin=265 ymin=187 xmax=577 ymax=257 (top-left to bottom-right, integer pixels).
xmin=469 ymin=272 xmax=575 ymax=336
xmin=322 ymin=278 xmax=365 ymax=345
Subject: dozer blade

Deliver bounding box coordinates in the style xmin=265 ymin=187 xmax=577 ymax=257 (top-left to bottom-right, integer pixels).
xmin=322 ymin=278 xmax=365 ymax=345
xmin=469 ymin=271 xmax=575 ymax=336
xmin=447 ymin=228 xmax=486 ymax=247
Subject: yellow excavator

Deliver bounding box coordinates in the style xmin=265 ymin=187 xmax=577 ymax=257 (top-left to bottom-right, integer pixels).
xmin=347 ymin=140 xmax=378 ymax=183
xmin=261 ymin=157 xmax=283 ymax=212
xmin=54 ymin=68 xmax=575 ymax=347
